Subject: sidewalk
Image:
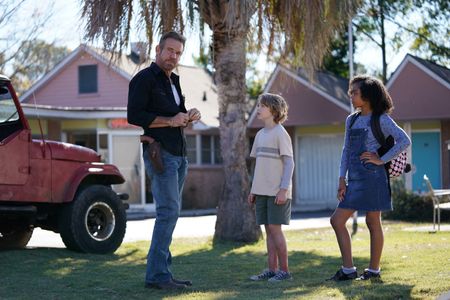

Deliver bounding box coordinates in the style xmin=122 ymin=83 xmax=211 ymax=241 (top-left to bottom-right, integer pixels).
xmin=28 ymin=210 xmax=363 ymax=249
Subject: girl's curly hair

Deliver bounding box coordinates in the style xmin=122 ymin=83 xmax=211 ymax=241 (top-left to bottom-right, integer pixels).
xmin=350 ymin=75 xmax=394 ymax=115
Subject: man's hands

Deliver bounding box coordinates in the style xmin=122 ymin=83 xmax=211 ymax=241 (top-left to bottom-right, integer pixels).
xmin=170 ymin=112 xmax=190 ymax=127
xmin=168 ymin=109 xmax=201 ymax=128
xmin=187 ymin=108 xmax=201 ymax=122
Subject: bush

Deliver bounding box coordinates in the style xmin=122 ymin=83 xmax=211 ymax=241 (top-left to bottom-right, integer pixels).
xmin=383 ymin=178 xmax=450 ymax=222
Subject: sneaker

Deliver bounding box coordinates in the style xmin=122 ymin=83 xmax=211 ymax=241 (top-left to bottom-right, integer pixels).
xmin=268 ymin=270 xmax=293 ymax=282
xmin=250 ymin=269 xmax=276 ymax=281
xmin=327 ymin=268 xmax=357 ymax=281
xmin=356 ymin=269 xmax=381 ymax=281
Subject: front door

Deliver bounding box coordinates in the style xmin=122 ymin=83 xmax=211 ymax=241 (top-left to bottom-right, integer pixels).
xmin=110 ymin=134 xmax=152 ymax=208
xmin=296 ymin=135 xmax=344 ymax=210
xmin=412 ymin=131 xmax=441 ymax=191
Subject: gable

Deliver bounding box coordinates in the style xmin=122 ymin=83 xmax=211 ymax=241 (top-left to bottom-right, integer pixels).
xmin=389 ymin=60 xmax=450 ymax=121
xmin=22 ymin=49 xmax=130 ymax=108
xmin=248 ymin=67 xmax=350 ymax=128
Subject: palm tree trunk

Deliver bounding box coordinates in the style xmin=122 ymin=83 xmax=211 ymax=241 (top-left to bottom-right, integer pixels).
xmin=212 ymin=30 xmax=262 ymax=242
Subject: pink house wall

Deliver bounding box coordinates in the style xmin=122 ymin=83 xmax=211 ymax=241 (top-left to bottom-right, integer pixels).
xmin=390 ymin=62 xmax=450 ymax=121
xmin=249 ymin=70 xmax=348 ymax=127
xmin=23 ymin=51 xmax=129 ymax=108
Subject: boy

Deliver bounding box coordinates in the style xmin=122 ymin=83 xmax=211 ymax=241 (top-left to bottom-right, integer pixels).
xmin=248 ymin=93 xmax=294 ymax=282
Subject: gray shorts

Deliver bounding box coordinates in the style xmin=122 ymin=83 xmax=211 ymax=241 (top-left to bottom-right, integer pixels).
xmin=255 ymin=195 xmax=291 ymax=225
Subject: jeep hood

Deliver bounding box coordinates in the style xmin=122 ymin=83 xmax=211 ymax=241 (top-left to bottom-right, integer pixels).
xmin=44 ymin=140 xmax=101 ymax=162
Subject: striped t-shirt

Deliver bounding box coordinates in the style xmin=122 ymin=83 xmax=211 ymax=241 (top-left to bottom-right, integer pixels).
xmin=250 ymin=124 xmax=293 ymax=198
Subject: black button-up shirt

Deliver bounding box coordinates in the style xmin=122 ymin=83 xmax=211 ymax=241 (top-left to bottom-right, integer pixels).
xmin=127 ymin=62 xmax=187 ymax=156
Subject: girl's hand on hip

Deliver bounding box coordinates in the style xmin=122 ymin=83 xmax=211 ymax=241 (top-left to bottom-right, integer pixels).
xmin=360 ymin=151 xmax=384 ymax=165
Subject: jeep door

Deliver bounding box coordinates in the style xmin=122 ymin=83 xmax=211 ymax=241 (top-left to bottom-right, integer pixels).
xmin=0 ymin=84 xmax=30 ymax=186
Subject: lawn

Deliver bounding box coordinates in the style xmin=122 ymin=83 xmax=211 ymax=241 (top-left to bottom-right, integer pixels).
xmin=1 ymin=222 xmax=449 ymax=299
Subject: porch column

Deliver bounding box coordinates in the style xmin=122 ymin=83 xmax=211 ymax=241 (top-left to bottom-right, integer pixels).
xmin=404 ymin=122 xmax=412 ymax=190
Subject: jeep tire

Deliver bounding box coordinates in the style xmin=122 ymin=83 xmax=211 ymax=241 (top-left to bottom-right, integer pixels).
xmin=59 ymin=185 xmax=126 ymax=254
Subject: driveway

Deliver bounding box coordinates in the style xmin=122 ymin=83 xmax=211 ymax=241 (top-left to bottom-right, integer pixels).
xmin=27 ymin=211 xmax=353 ymax=249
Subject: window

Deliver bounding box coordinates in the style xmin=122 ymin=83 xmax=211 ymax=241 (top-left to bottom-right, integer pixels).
xmin=78 ymin=65 xmax=98 ymax=94
xmin=0 ymin=87 xmax=18 ymax=123
xmin=214 ymin=135 xmax=222 ymax=164
xmin=187 ymin=134 xmax=222 ymax=165
xmin=201 ymin=136 xmax=212 ymax=164
xmin=186 ymin=135 xmax=197 ymax=164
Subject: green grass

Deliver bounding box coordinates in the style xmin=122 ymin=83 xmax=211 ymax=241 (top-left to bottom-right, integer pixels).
xmin=1 ymin=222 xmax=449 ymax=299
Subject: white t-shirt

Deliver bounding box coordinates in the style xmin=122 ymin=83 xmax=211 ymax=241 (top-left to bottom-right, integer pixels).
xmin=171 ymin=83 xmax=181 ymax=106
xmin=250 ymin=124 xmax=293 ymax=198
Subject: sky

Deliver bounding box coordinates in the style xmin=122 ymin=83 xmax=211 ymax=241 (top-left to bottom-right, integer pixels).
xmin=19 ymin=0 xmax=414 ymax=79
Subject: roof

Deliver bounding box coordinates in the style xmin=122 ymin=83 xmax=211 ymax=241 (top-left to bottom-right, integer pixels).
xmin=248 ymin=64 xmax=351 ymax=128
xmin=407 ymin=54 xmax=450 ymax=85
xmin=21 ymin=44 xmax=219 ymax=128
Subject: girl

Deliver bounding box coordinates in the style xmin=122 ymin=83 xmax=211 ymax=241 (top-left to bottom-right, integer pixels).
xmin=328 ymin=75 xmax=411 ymax=281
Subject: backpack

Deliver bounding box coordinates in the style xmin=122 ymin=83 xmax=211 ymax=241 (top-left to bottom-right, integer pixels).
xmin=349 ymin=112 xmax=411 ymax=178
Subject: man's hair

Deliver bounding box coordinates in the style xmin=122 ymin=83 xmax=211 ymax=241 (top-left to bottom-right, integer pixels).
xmin=349 ymin=75 xmax=393 ymax=115
xmin=159 ymin=31 xmax=186 ymax=49
xmin=258 ymin=93 xmax=289 ymax=124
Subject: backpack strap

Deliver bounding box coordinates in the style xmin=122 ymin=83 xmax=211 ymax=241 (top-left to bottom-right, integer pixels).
xmin=370 ymin=113 xmax=386 ymax=146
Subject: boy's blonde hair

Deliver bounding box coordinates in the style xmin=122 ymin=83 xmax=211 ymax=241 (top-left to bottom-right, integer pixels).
xmin=258 ymin=93 xmax=289 ymax=124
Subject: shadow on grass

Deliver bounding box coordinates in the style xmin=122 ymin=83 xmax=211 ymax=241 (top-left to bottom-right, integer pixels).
xmin=0 ymin=241 xmax=414 ymax=299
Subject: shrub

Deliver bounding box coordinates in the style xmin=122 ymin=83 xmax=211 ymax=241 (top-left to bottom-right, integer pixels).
xmin=383 ymin=178 xmax=450 ymax=222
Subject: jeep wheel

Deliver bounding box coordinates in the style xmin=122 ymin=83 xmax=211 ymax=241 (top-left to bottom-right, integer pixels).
xmin=0 ymin=225 xmax=33 ymax=250
xmin=59 ymin=185 xmax=127 ymax=254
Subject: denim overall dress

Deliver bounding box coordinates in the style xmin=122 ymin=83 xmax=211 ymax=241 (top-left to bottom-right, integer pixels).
xmin=338 ymin=127 xmax=392 ymax=211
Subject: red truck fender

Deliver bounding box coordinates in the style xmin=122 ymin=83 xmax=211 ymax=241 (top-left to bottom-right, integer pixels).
xmin=61 ymin=163 xmax=125 ymax=203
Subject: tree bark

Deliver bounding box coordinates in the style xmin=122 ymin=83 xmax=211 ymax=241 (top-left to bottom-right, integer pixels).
xmin=212 ymin=30 xmax=262 ymax=242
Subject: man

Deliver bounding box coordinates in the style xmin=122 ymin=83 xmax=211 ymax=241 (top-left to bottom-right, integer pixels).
xmin=127 ymin=31 xmax=201 ymax=290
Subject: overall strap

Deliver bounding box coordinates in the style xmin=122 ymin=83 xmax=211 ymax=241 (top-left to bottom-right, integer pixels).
xmin=349 ymin=112 xmax=361 ymax=129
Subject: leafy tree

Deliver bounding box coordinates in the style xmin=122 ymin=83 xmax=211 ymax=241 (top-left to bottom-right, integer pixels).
xmin=0 ymin=0 xmax=55 ymax=91
xmin=353 ymin=0 xmax=449 ymax=82
xmin=81 ymin=0 xmax=359 ymax=242
xmin=11 ymin=40 xmax=69 ymax=94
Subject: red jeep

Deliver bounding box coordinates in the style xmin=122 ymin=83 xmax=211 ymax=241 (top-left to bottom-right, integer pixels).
xmin=0 ymin=74 xmax=128 ymax=254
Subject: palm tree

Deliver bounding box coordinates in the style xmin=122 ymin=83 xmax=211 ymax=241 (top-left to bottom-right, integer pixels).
xmin=81 ymin=0 xmax=359 ymax=243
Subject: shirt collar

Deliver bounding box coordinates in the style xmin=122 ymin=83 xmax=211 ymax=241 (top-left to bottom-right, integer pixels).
xmin=149 ymin=62 xmax=179 ymax=81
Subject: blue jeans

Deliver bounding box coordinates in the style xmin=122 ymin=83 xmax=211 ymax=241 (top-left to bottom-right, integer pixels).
xmin=143 ymin=145 xmax=188 ymax=284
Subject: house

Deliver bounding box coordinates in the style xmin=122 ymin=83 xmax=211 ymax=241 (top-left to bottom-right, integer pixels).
xmin=248 ymin=55 xmax=450 ymax=211
xmin=20 ymin=44 xmax=223 ymax=213
xmin=387 ymin=54 xmax=450 ymax=191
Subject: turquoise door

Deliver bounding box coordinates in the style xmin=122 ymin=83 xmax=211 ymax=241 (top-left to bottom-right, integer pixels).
xmin=412 ymin=132 xmax=441 ymax=191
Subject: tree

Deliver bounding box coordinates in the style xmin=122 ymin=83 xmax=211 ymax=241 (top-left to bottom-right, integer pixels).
xmin=81 ymin=0 xmax=358 ymax=242
xmin=11 ymin=40 xmax=69 ymax=94
xmin=353 ymin=0 xmax=449 ymax=82
xmin=0 ymin=0 xmax=55 ymax=90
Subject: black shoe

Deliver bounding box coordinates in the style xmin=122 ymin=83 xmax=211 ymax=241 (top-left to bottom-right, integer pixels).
xmin=172 ymin=278 xmax=192 ymax=286
xmin=145 ymin=279 xmax=187 ymax=290
xmin=356 ymin=269 xmax=381 ymax=281
xmin=327 ymin=269 xmax=357 ymax=281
